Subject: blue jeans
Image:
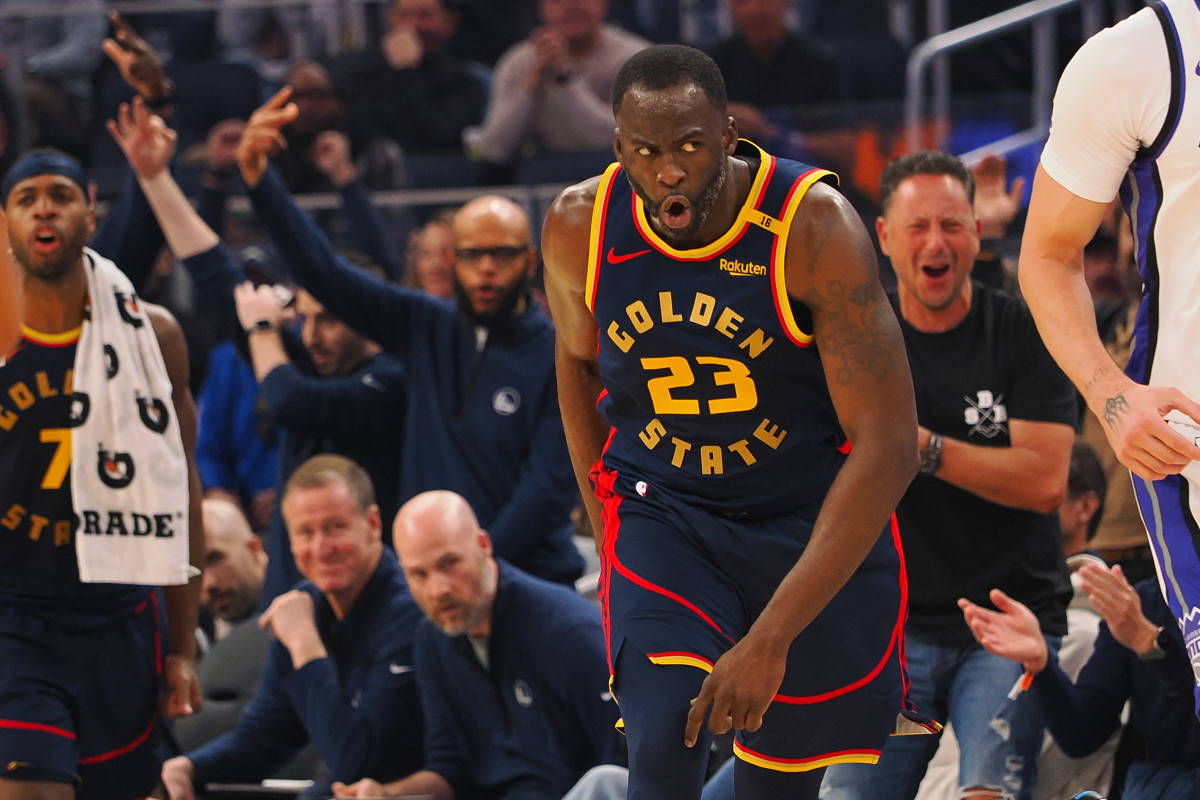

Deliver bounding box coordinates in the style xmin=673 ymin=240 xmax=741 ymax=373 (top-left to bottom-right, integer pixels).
xmin=821 ymin=633 xmax=1061 ymax=800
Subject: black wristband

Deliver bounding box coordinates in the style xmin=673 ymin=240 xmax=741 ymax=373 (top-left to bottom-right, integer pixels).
xmin=1138 ymin=626 xmax=1169 ymax=660
xmin=246 ymin=318 xmax=276 ymax=334
xmin=919 ymin=433 xmax=943 ymax=476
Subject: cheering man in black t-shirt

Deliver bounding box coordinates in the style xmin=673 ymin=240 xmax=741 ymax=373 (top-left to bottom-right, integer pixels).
xmin=822 ymin=151 xmax=1077 ymax=800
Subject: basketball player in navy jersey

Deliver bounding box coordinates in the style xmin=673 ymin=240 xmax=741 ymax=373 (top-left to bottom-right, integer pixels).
xmin=543 ymin=45 xmax=923 ymax=800
xmin=0 ymin=151 xmax=204 ymax=799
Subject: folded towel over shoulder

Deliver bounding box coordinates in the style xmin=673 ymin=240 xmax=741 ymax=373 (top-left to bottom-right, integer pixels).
xmin=72 ymin=249 xmax=191 ymax=585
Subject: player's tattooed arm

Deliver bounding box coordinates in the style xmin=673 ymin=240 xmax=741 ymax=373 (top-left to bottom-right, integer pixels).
xmin=787 ymin=184 xmax=909 ymax=390
xmin=685 ymin=181 xmax=921 ymax=745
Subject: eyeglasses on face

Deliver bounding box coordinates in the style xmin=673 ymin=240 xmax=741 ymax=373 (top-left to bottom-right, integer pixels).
xmin=454 ymin=245 xmax=530 ymax=264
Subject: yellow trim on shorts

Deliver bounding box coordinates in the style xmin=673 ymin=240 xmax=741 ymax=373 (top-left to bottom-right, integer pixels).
xmin=646 ymin=653 xmax=714 ymax=672
xmin=733 ymin=740 xmax=881 ymax=773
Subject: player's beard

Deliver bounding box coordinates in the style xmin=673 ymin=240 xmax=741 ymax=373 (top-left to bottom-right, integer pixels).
xmin=630 ymin=160 xmax=728 ymax=245
xmin=10 ymin=224 xmax=90 ymax=284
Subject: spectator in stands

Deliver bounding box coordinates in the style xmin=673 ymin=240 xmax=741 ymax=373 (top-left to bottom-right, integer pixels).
xmin=703 ymin=0 xmax=873 ymax=197
xmin=196 ymin=339 xmax=281 ymax=534
xmin=331 ymin=0 xmax=487 ymax=156
xmin=333 ymin=490 xmax=623 ymax=800
xmin=216 ymin=1 xmax=316 ymax=83
xmin=115 ymin=0 xmax=218 ymax=65
xmin=403 ymin=209 xmax=458 ymax=299
xmin=821 ymin=151 xmax=1076 ymax=800
xmin=962 ymin=565 xmax=1200 ymax=799
xmin=161 ymin=455 xmax=426 ymax=799
xmin=107 ymin=95 xmax=407 ymax=607
xmin=232 ymin=278 xmax=407 ymax=603
xmin=236 ymin=88 xmax=585 ymax=586
xmin=448 ymin=0 xmax=540 ymax=67
xmin=1060 ymin=439 xmax=1107 ymax=559
xmin=170 ymin=499 xmax=276 ymax=756
xmin=200 ymin=497 xmax=268 ymax=633
xmin=0 ymin=0 xmax=107 ymax=160
xmin=188 ymin=118 xmax=281 ymax=537
xmin=462 ymin=0 xmax=648 ymax=179
xmin=912 ymin=437 xmax=1119 ymax=800
xmin=273 ymin=61 xmax=405 ymax=192
xmin=706 ymin=0 xmax=846 ymax=142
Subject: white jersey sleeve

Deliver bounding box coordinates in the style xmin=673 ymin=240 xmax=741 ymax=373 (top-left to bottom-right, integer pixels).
xmin=1040 ymin=6 xmax=1172 ymax=203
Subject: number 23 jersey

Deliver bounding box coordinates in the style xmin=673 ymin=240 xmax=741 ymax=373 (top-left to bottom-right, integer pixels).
xmin=586 ymin=140 xmax=849 ymax=518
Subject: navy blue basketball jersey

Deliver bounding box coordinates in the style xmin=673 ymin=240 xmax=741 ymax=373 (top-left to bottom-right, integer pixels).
xmin=0 ymin=328 xmax=146 ymax=615
xmin=587 ymin=140 xmax=848 ymax=517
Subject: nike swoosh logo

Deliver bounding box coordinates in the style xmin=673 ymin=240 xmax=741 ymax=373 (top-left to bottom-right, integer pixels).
xmin=389 ymin=663 xmax=413 ymax=675
xmin=607 ymin=247 xmax=651 ymax=265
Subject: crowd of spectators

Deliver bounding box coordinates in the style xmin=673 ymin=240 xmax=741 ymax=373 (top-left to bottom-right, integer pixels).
xmin=0 ymin=0 xmax=914 ymax=191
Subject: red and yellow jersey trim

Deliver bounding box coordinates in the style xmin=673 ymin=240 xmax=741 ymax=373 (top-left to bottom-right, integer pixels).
xmin=733 ymin=740 xmax=881 ymax=772
xmin=770 ymin=168 xmax=835 ymax=347
xmin=586 ymin=163 xmax=624 ymax=313
xmin=21 ymin=324 xmax=82 ymax=347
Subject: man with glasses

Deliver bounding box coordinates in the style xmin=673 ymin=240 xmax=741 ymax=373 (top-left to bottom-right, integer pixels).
xmin=234 ymin=88 xmax=585 ymax=585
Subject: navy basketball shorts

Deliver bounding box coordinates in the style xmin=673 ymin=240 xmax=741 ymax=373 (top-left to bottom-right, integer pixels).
xmin=593 ymin=465 xmax=909 ymax=774
xmin=0 ymin=593 xmax=164 ymax=799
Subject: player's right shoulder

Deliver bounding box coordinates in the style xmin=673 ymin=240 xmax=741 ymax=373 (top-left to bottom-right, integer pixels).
xmin=542 ymin=175 xmax=606 ymax=280
xmin=546 ymin=175 xmax=605 ymax=231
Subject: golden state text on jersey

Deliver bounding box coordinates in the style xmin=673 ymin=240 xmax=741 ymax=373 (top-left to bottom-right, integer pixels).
xmin=0 ymin=328 xmax=81 ymax=559
xmin=587 ymin=140 xmax=849 ymax=517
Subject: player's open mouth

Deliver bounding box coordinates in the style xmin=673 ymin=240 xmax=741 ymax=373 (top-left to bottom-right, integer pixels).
xmin=660 ymin=196 xmax=692 ymax=230
xmin=33 ymin=227 xmax=60 ymax=253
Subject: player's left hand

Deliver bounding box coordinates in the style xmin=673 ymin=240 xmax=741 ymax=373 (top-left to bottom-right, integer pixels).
xmin=683 ymin=637 xmax=786 ymax=747
xmin=162 ymin=654 xmax=202 ymax=718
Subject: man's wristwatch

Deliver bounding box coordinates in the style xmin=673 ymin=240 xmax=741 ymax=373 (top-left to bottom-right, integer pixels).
xmin=1138 ymin=626 xmax=1170 ymax=660
xmin=247 ymin=318 xmax=276 ymax=334
xmin=919 ymin=433 xmax=943 ymax=476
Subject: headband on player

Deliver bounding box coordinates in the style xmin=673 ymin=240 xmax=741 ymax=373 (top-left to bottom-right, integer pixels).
xmin=2 ymin=151 xmax=88 ymax=206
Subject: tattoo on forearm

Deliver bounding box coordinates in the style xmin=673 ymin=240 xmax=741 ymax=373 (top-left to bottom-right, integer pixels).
xmin=1103 ymin=393 xmax=1131 ymax=433
xmin=1082 ymin=366 xmax=1109 ymax=395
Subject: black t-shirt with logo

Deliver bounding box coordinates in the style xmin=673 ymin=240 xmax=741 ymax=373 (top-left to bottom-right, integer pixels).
xmin=892 ymin=283 xmax=1075 ymax=646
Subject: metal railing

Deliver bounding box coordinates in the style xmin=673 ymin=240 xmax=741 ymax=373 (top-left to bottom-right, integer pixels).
xmin=903 ymin=0 xmax=1130 ymax=163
